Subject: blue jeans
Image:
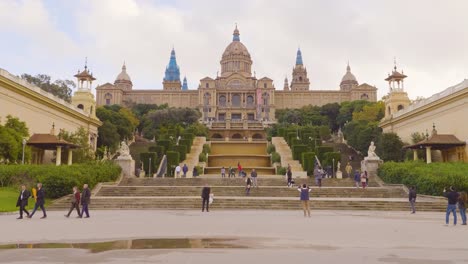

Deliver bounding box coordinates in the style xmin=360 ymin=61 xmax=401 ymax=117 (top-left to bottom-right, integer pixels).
xmin=446 ymin=204 xmax=457 ymax=225
xmin=459 ymin=206 xmax=466 ymax=224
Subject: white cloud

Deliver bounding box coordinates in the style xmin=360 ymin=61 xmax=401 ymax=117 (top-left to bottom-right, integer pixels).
xmin=1 ymin=0 xmax=468 ymax=100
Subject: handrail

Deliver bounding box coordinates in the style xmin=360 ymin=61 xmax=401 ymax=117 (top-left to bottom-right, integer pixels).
xmin=155 ymin=155 xmax=167 ymax=178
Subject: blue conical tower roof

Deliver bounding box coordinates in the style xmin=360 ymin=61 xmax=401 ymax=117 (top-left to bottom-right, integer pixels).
xmin=182 ymin=76 xmax=188 ymax=90
xmin=164 ymin=48 xmax=181 ymax=82
xmin=296 ymin=48 xmax=303 ymax=66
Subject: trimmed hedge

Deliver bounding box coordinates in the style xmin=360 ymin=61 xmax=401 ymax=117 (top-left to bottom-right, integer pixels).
xmin=317 ymin=146 xmax=333 ymax=163
xmin=140 ymin=152 xmax=158 ymax=177
xmin=266 ymin=144 xmax=276 ymax=154
xmin=323 ymin=152 xmax=341 ymax=168
xmin=179 ymin=139 xmax=191 ymax=153
xmin=166 ymin=151 xmax=180 ymax=177
xmin=202 ymin=144 xmax=211 ymax=154
xmin=174 ymin=145 xmax=187 ymax=162
xmin=292 ymin=144 xmax=308 ymax=161
xmin=378 ymin=161 xmax=468 ymax=196
xmin=301 ymin=152 xmax=316 ymax=176
xmin=199 ymin=152 xmax=207 ymax=162
xmin=0 ymin=162 xmax=121 ymax=198
xmin=156 ymin=140 xmax=171 ymax=153
xmin=271 ymin=152 xmax=281 ymax=164
xmin=277 ymin=166 xmax=287 ymax=176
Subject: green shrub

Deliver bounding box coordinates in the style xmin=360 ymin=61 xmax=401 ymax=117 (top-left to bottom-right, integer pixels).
xmin=322 ymin=152 xmax=342 ymax=168
xmin=199 ymin=152 xmax=207 ymax=162
xmin=277 ymin=166 xmax=287 ymax=175
xmin=140 ymin=152 xmax=158 ymax=176
xmin=166 ymin=151 xmax=180 ymax=177
xmin=287 ymin=132 xmax=298 ymax=146
xmin=174 ymin=145 xmax=187 ymax=162
xmin=266 ymin=144 xmax=276 ymax=154
xmin=182 ymin=132 xmax=194 ymax=143
xmin=202 ymin=144 xmax=211 ymax=154
xmin=378 ymin=161 xmax=468 ymax=196
xmin=0 ymin=162 xmax=121 ymax=198
xmin=292 ymin=144 xmax=308 ymax=161
xmin=271 ymin=152 xmax=281 ymax=164
xmin=301 ymin=152 xmax=316 ymax=176
xmin=194 ymin=165 xmax=203 ymax=176
xmin=179 ymin=139 xmax=191 ymax=153
xmin=156 ymin=140 xmax=171 ymax=153
xmin=278 ymin=128 xmax=285 ymax=137
xmin=317 ymin=146 xmax=334 ymax=162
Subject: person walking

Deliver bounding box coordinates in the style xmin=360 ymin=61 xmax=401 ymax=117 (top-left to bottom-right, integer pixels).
xmin=313 ymin=165 xmax=322 ymax=188
xmin=16 ymin=185 xmax=30 ymax=219
xmin=201 ymin=183 xmax=211 ymax=212
xmin=250 ymin=169 xmax=258 ymax=188
xmin=458 ymin=191 xmax=467 ymax=225
xmin=353 ymin=170 xmax=361 ymax=188
xmin=81 ymin=184 xmax=91 ymax=218
xmin=245 ymin=177 xmax=252 ymax=196
xmin=182 ymin=164 xmax=188 ymax=178
xmin=345 ymin=162 xmax=352 ymax=178
xmin=360 ymin=171 xmax=367 ymax=189
xmin=28 ymin=183 xmax=46 ymax=219
xmin=221 ymin=167 xmax=226 ymax=178
xmin=287 ymin=166 xmax=293 ymax=187
xmin=298 ymin=184 xmax=311 ymax=217
xmin=65 ymin=186 xmax=81 ymax=218
xmin=175 ymin=165 xmax=181 ymax=178
xmin=443 ymin=186 xmax=459 ymax=226
xmin=409 ymin=186 xmax=417 ymax=214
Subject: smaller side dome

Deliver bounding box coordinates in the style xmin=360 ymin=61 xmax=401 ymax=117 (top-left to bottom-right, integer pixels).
xmin=340 ymin=63 xmax=358 ymax=91
xmin=114 ymin=62 xmax=133 ymax=90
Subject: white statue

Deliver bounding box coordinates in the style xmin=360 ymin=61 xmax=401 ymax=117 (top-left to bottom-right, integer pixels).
xmin=337 ymin=161 xmax=341 ymax=172
xmin=367 ymin=141 xmax=379 ymax=159
xmin=117 ymin=140 xmax=131 ymax=160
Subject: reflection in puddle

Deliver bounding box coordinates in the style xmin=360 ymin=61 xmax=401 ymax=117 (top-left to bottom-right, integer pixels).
xmin=0 ymin=238 xmax=248 ymax=253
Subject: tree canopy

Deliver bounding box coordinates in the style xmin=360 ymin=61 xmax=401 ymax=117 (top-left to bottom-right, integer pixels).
xmin=21 ymin=74 xmax=75 ymax=103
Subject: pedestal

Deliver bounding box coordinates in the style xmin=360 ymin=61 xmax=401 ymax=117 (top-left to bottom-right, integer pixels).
xmin=361 ymin=158 xmax=383 ymax=177
xmin=336 ymin=171 xmax=343 ymax=179
xmin=115 ymin=158 xmax=135 ymax=177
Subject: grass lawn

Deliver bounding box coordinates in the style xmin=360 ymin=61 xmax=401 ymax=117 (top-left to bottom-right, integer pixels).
xmin=0 ymin=187 xmax=51 ymax=213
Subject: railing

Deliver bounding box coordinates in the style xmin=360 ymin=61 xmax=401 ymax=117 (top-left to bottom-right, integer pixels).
xmin=155 ymin=155 xmax=167 ymax=178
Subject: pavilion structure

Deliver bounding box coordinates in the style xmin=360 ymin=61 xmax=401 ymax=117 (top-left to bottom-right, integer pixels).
xmin=405 ymin=124 xmax=466 ymax=163
xmin=27 ymin=125 xmax=80 ymax=165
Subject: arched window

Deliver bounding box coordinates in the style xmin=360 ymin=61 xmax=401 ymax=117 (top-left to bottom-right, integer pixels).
xmin=104 ymin=93 xmax=112 ymax=105
xmin=360 ymin=93 xmax=369 ymax=99
xmin=246 ymin=95 xmax=254 ymax=106
xmin=232 ymin=133 xmax=242 ymax=139
xmin=388 ymin=106 xmax=391 ymax=115
xmin=219 ymin=95 xmax=226 ymax=106
xmin=263 ymin=83 xmax=267 ymax=88
xmin=397 ymin=105 xmax=404 ymax=111
xmin=299 ymin=76 xmax=303 ymax=82
xmin=77 ymin=104 xmax=84 ymax=110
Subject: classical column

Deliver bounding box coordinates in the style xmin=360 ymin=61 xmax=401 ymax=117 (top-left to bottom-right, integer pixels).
xmin=425 ymin=146 xmax=432 ymax=164
xmin=67 ymin=149 xmax=73 ymax=165
xmin=413 ymin=149 xmax=418 ymax=161
xmin=56 ymin=146 xmax=62 ymax=166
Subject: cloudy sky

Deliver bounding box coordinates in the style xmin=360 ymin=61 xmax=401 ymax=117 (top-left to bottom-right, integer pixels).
xmin=1 ymin=0 xmax=467 ymax=100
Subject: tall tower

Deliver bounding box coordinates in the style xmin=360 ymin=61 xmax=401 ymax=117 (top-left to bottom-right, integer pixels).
xmin=290 ymin=48 xmax=310 ymax=91
xmin=283 ymin=76 xmax=289 ymax=91
xmin=72 ymin=59 xmax=97 ymax=118
xmin=182 ymin=76 xmax=188 ymax=90
xmin=383 ymin=60 xmax=411 ymax=119
xmin=163 ymin=48 xmax=181 ymax=90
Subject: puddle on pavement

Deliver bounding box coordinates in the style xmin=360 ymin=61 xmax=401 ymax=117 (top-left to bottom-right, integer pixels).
xmin=0 ymin=238 xmax=248 ymax=253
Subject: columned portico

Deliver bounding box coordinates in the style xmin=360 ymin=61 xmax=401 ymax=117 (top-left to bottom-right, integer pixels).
xmin=425 ymin=146 xmax=432 ymax=164
xmin=56 ymin=146 xmax=62 ymax=166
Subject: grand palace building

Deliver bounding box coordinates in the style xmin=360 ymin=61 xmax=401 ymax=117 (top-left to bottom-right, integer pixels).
xmin=96 ymin=26 xmax=377 ymax=123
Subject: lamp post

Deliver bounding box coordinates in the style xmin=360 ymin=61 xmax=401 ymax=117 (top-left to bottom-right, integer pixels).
xmin=332 ymin=158 xmax=335 ymax=178
xmin=149 ymin=157 xmax=152 ymax=177
xmin=21 ymin=138 xmax=26 ymax=165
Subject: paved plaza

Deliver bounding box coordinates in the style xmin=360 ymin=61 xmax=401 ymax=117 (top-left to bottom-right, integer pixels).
xmin=1 ymin=210 xmax=467 ymax=263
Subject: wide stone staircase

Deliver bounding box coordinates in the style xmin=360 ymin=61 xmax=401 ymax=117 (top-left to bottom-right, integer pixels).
xmin=49 ymin=177 xmax=446 ymax=212
xmin=180 ymin=136 xmax=206 ymax=177
xmin=271 ymin=137 xmax=304 ymax=174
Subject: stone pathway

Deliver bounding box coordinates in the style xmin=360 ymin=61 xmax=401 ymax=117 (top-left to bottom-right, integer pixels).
xmin=271 ymin=137 xmax=304 ymax=174
xmin=180 ymin=136 xmax=205 ymax=178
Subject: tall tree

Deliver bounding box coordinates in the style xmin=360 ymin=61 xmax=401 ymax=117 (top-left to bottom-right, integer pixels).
xmin=21 ymin=74 xmax=75 ymax=103
xmin=377 ymin=133 xmax=405 ymax=161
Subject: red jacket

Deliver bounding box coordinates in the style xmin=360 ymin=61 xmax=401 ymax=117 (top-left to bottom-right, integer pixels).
xmin=72 ymin=191 xmax=81 ymax=204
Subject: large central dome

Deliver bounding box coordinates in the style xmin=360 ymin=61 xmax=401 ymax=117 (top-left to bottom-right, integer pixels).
xmin=220 ymin=26 xmax=253 ymax=78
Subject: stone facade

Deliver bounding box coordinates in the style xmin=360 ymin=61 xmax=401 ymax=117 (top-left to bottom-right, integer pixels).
xmin=96 ymin=26 xmax=377 ymax=120
xmin=380 ymin=68 xmax=468 ymax=162
xmin=0 ymin=67 xmax=102 ymax=164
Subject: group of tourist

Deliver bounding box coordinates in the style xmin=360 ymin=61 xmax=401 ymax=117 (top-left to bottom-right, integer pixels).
xmin=174 ymin=164 xmax=189 ymax=178
xmin=442 ymin=186 xmax=467 ymax=226
xmin=220 ymin=162 xmax=247 ymax=178
xmin=353 ymin=170 xmax=369 ymax=189
xmin=16 ymin=183 xmax=91 ymax=220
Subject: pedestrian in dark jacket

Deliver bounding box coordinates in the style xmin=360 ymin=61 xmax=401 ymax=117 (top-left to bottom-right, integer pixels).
xmin=245 ymin=177 xmax=252 ymax=196
xmin=81 ymin=184 xmax=91 ymax=218
xmin=314 ymin=165 xmax=322 ymax=188
xmin=409 ymin=186 xmax=417 ymax=214
xmin=16 ymin=184 xmax=30 ymax=219
xmin=443 ymin=186 xmax=459 ymax=225
xmin=458 ymin=191 xmax=467 ymax=225
xmin=287 ymin=165 xmax=292 ymax=187
xmin=28 ymin=183 xmax=46 ymax=219
xmin=65 ymin=186 xmax=81 ymax=218
xmin=298 ymin=184 xmax=311 ymax=217
xmin=353 ymin=170 xmax=360 ymax=188
xmin=201 ymin=183 xmax=211 ymax=212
